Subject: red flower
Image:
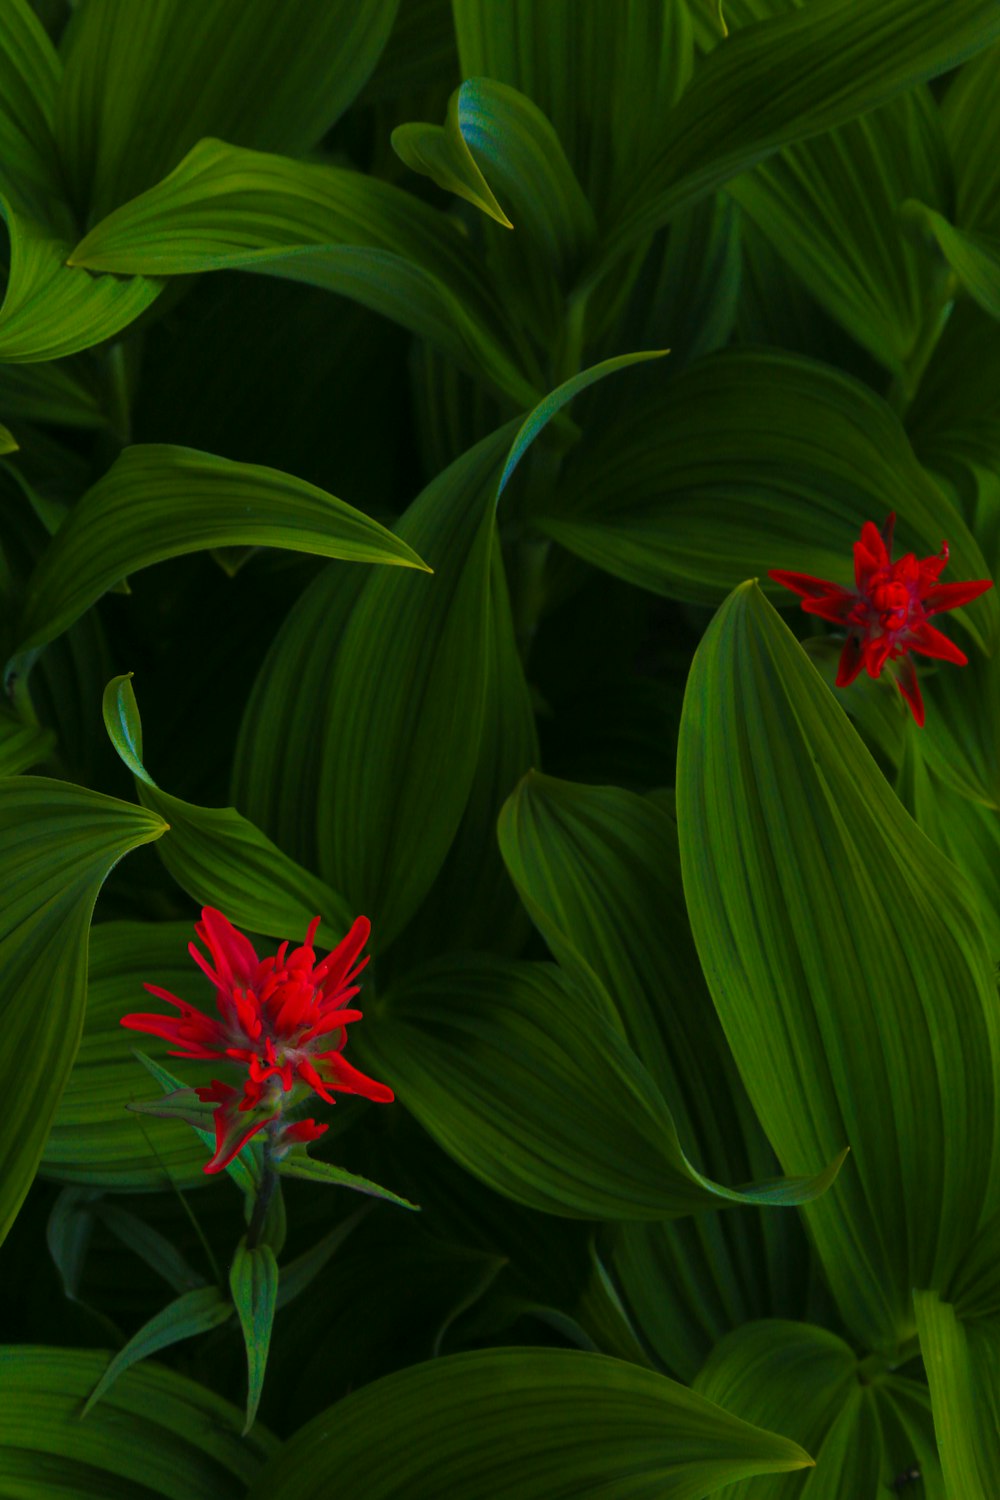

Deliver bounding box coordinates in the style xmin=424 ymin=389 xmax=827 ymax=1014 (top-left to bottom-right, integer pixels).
xmin=769 ymin=514 xmax=993 ymax=726
xmin=122 ymin=909 xmax=393 ymax=1173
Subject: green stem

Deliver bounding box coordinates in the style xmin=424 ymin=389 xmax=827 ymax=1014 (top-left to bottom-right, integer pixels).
xmin=245 ymin=1128 xmax=278 ymax=1251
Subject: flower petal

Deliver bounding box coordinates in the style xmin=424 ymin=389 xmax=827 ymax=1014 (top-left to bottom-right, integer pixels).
xmin=311 ymin=1049 xmax=395 ymax=1103
xmin=768 ymin=568 xmax=842 ymax=600
xmin=894 ymin=656 xmax=925 ymax=727
xmin=314 ymin=915 xmax=372 ymax=994
xmin=192 ymin=907 xmax=261 ymax=991
xmin=835 ymin=635 xmax=865 ymax=688
xmin=922 ymin=578 xmax=994 ymax=615
xmin=800 ymin=591 xmax=856 ymax=625
xmin=906 ymin=621 xmax=968 ymax=665
xmin=203 ymin=1099 xmax=273 ymax=1174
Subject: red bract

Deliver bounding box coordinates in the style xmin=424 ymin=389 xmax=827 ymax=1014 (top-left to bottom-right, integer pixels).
xmin=122 ymin=908 xmax=393 ymax=1173
xmin=769 ymin=514 xmax=993 ymax=726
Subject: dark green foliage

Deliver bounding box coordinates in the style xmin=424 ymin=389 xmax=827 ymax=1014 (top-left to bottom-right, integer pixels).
xmin=3 ymin=0 xmax=1000 ymax=1493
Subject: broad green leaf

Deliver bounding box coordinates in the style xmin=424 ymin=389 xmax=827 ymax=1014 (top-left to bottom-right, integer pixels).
xmin=600 ymin=0 xmax=1000 ymax=270
xmin=901 ymin=202 xmax=1000 ymax=322
xmin=12 ymin=442 xmax=428 ymax=667
xmin=729 ymin=89 xmax=953 ymax=377
xmin=0 ymin=780 xmax=165 ymax=1244
xmin=915 ymin=1291 xmax=1000 ymax=1500
xmin=0 ymin=703 xmax=53 ymax=772
xmin=246 ymin=1347 xmax=814 ymax=1500
xmin=0 ymin=1346 xmax=278 ymax=1497
xmin=906 ymin=301 xmax=1000 ymax=489
xmin=0 ymin=355 xmax=107 ymax=429
xmin=393 ymin=78 xmax=596 ymax=336
xmin=82 ymin=1286 xmax=233 ymax=1416
xmin=0 ymin=0 xmax=65 ymax=219
xmin=103 ymin=673 xmax=355 ymax=938
xmin=236 ymin=355 xmax=657 ymax=946
xmin=56 ymin=0 xmax=400 ymax=223
xmin=451 ymin=0 xmax=694 ymax=210
xmin=0 ymin=196 xmax=161 ymax=363
xmin=275 ymin=1153 xmax=418 ymax=1211
xmin=229 ymin=1237 xmax=278 ymax=1433
xmin=537 ymin=350 xmax=999 ymax=654
xmin=694 ymin=1320 xmax=943 ymax=1499
xmin=68 ymin=138 xmax=543 ymax=407
xmin=498 ymin=773 xmax=822 ymax=1375
xmin=677 ymin=582 xmax=1000 ymax=1352
xmin=360 ymin=952 xmax=842 ymax=1220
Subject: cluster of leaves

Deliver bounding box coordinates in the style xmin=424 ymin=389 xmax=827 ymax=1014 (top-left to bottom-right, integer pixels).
xmin=3 ymin=0 xmax=1000 ymax=1494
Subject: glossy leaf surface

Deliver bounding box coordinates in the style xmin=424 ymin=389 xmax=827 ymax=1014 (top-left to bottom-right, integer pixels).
xmin=677 ymin=582 xmax=1000 ymax=1352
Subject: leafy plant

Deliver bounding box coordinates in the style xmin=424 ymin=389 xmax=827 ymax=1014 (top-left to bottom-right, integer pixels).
xmin=3 ymin=0 xmax=1000 ymax=1493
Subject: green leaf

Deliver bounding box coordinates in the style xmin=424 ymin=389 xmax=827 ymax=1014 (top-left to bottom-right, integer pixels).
xmin=729 ymin=88 xmax=953 ymax=376
xmin=93 ymin=1200 xmax=206 ymax=1295
xmin=600 ymin=0 xmax=1000 ymax=268
xmin=361 ymin=952 xmax=842 ymax=1220
xmin=103 ymin=674 xmax=355 ymax=938
xmin=693 ymin=1319 xmax=943 ymax=1499
xmin=0 ymin=0 xmax=65 ymax=219
xmin=915 ymin=1291 xmax=1000 ymax=1500
xmin=451 ymin=0 xmax=694 ymax=210
xmin=0 ymin=196 xmax=161 ymax=364
xmin=901 ymin=201 xmax=1000 ymax=322
xmin=246 ymin=1347 xmax=813 ymax=1500
xmin=82 ymin=1287 xmax=234 ymax=1416
xmin=68 ymin=138 xmax=543 ymax=408
xmin=275 ymin=1152 xmax=419 ymax=1211
xmin=55 ymin=0 xmax=400 ymax=223
xmin=676 ymin=582 xmax=1000 ymax=1353
xmin=229 ymin=1237 xmax=278 ymax=1434
xmin=42 ymin=923 xmax=214 ymax=1189
xmin=0 ymin=703 xmax=53 ymax=772
xmin=0 ymin=424 xmax=16 ymax=456
xmin=0 ymin=1346 xmax=279 ymax=1496
xmin=12 ymin=443 xmax=428 ymax=669
xmin=274 ymin=1205 xmax=372 ymax=1311
xmin=394 ymin=82 xmax=515 ymax=229
xmin=236 ymin=354 xmax=657 ymax=946
xmin=0 ymin=780 xmax=165 ymax=1245
xmin=538 ymin=349 xmax=999 ymax=654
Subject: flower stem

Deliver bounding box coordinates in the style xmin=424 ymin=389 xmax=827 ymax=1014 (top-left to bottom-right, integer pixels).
xmin=245 ymin=1127 xmax=278 ymax=1251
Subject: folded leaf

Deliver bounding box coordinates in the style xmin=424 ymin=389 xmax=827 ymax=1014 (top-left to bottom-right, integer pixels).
xmin=361 ymin=953 xmax=843 ymax=1221
xmin=13 ymin=443 xmax=428 ymax=670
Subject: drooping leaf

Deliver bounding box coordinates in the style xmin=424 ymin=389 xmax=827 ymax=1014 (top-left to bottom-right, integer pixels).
xmin=537 ymin=350 xmax=998 ymax=656
xmin=0 ymin=703 xmax=53 ymax=772
xmin=68 ymin=138 xmax=544 ymax=408
xmin=392 ymin=78 xmax=596 ymax=337
xmin=0 ymin=781 xmax=165 ymax=1244
xmin=229 ymin=1236 xmax=278 ymax=1433
xmin=82 ymin=1286 xmax=234 ymax=1416
xmin=0 ymin=196 xmax=162 ymax=364
xmin=676 ymin=581 xmax=1000 ymax=1352
xmin=102 ymin=673 xmax=355 ymax=938
xmin=360 ymin=952 xmax=843 ymax=1221
xmin=0 ymin=1346 xmax=278 ymax=1497
xmin=245 ymin=1347 xmax=814 ymax=1500
xmin=55 ymin=0 xmax=401 ymax=223
xmin=12 ymin=443 xmax=428 ymax=671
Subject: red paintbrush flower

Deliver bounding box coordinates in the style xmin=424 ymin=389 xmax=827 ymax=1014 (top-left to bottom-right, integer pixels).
xmin=769 ymin=514 xmax=993 ymax=726
xmin=122 ymin=908 xmax=393 ymax=1173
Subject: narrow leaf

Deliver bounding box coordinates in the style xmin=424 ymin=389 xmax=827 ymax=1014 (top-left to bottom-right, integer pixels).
xmin=82 ymin=1287 xmax=234 ymax=1416
xmin=229 ymin=1237 xmax=279 ymax=1433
